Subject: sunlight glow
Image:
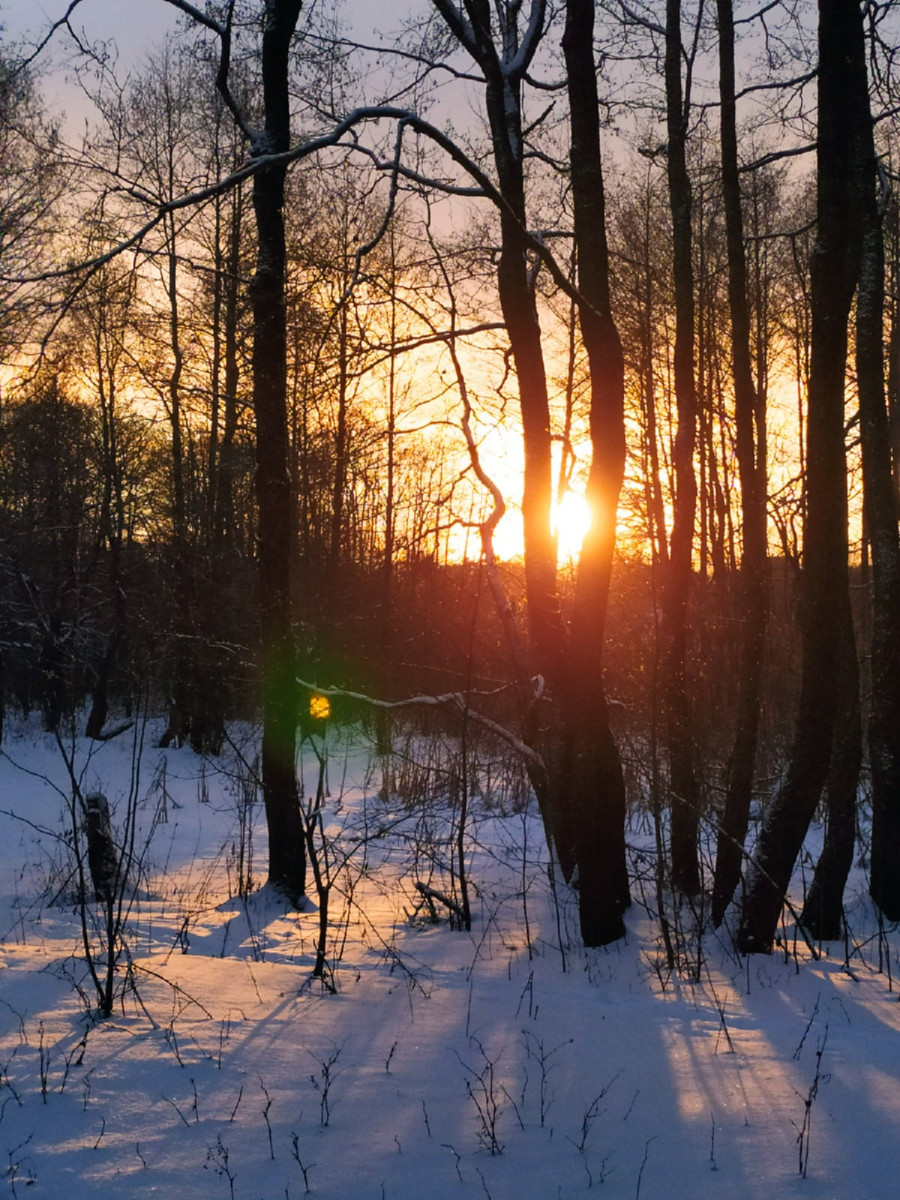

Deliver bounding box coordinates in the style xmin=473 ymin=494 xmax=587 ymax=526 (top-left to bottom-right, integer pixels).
xmin=553 ymin=490 xmax=593 ymax=563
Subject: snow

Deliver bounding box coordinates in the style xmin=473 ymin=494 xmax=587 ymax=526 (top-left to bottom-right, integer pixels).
xmin=1 ymin=718 xmax=899 ymax=1199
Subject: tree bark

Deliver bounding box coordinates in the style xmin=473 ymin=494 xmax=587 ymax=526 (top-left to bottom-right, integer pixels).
xmin=801 ymin=597 xmax=860 ymax=940
xmin=86 ymin=274 xmax=130 ymax=742
xmin=887 ymin=196 xmax=900 ymax=512
xmin=737 ymin=0 xmax=862 ymax=954
xmin=250 ymin=0 xmax=306 ymax=904
xmin=663 ymin=0 xmax=701 ymax=895
xmin=430 ymin=0 xmax=628 ymax=944
xmin=562 ymin=0 xmax=630 ymax=935
xmin=711 ymin=0 xmax=769 ymax=926
xmin=854 ymin=59 xmax=900 ymax=920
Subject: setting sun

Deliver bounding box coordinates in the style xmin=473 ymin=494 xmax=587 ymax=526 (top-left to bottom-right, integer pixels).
xmin=553 ymin=489 xmax=593 ymax=563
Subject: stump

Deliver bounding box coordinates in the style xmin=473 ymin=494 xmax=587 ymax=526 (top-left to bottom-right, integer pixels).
xmin=84 ymin=793 xmax=118 ymax=903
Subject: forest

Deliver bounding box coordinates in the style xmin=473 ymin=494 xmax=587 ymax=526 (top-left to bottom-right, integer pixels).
xmin=0 ymin=1 xmax=899 ymax=1196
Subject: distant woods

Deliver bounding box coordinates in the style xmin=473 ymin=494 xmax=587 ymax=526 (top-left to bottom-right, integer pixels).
xmin=1 ymin=0 xmax=899 ymax=950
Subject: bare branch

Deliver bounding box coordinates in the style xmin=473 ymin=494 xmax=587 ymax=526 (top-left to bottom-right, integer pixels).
xmin=16 ymin=0 xmax=90 ymax=70
xmin=506 ymin=0 xmax=547 ymax=80
xmin=734 ymin=69 xmax=816 ymax=101
xmin=739 ymin=141 xmax=816 ymax=173
xmin=164 ymin=0 xmax=256 ymax=145
xmin=431 ymin=0 xmax=480 ymax=60
xmin=734 ymin=0 xmax=780 ymax=25
xmin=3 ymin=103 xmax=597 ymax=332
xmin=363 ymin=321 xmax=507 ymax=367
xmin=159 ymin=0 xmax=226 ymax=36
xmin=617 ymin=1 xmax=666 ymax=39
xmin=302 ymin=32 xmax=484 ymax=84
xmin=297 ymin=679 xmax=547 ymax=773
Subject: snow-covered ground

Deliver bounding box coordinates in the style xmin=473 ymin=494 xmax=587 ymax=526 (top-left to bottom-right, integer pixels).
xmin=0 ymin=718 xmax=898 ymax=1199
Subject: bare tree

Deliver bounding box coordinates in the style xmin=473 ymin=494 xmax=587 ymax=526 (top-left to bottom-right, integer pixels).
xmin=738 ymin=0 xmax=864 ymax=954
xmin=854 ymin=27 xmax=900 ymax=923
xmin=156 ymin=0 xmax=308 ymax=901
xmin=661 ymin=0 xmax=701 ymax=896
xmin=710 ymin=0 xmax=769 ymax=925
xmin=246 ymin=0 xmax=308 ymax=903
xmin=561 ymin=0 xmax=631 ymax=935
xmin=426 ymin=0 xmax=629 ymax=943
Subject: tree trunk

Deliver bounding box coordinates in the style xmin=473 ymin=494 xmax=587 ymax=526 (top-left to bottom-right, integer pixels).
xmin=85 ymin=631 xmax=118 ymax=741
xmin=329 ymin=301 xmax=349 ymax=572
xmin=250 ymin=0 xmax=306 ymax=904
xmin=711 ymin=0 xmax=769 ymax=926
xmin=85 ymin=792 xmax=119 ymax=905
xmin=737 ymin=0 xmax=862 ymax=954
xmin=562 ymin=0 xmax=630 ymax=935
xmin=637 ymin=179 xmax=670 ymax=573
xmin=214 ymin=183 xmax=245 ymax=554
xmin=196 ymin=173 xmax=247 ymax=757
xmin=854 ymin=65 xmax=900 ymax=920
xmin=160 ymin=201 xmax=197 ymax=745
xmin=886 ymin=195 xmax=900 ymax=513
xmin=87 ymin=313 xmax=128 ymax=743
xmin=430 ymin=0 xmax=628 ymax=944
xmin=663 ymin=0 xmax=701 ymax=895
xmin=801 ymin=597 xmax=860 ymax=940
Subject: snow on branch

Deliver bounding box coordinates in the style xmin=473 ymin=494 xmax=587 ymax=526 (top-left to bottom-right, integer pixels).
xmin=739 ymin=142 xmax=817 ymax=173
xmin=503 ymin=0 xmax=547 ymax=81
xmin=296 ymin=678 xmax=547 ymax=774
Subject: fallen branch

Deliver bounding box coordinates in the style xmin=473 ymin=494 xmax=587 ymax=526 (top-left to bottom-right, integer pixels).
xmin=415 ymin=881 xmax=465 ymax=921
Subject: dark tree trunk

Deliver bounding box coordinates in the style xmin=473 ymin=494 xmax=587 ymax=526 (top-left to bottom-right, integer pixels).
xmin=87 ymin=357 xmax=127 ymax=743
xmin=86 ymin=631 xmax=119 ymax=741
xmin=489 ymin=103 xmax=570 ymax=875
xmin=205 ymin=180 xmax=245 ymax=755
xmin=711 ymin=0 xmax=769 ymax=925
xmin=663 ymin=0 xmax=700 ymax=896
xmin=562 ymin=0 xmax=630 ymax=935
xmin=887 ymin=196 xmax=900 ymax=513
xmin=157 ymin=200 xmax=200 ymax=751
xmin=431 ymin=0 xmax=628 ymax=944
xmin=213 ymin=183 xmax=245 ymax=553
xmin=801 ymin=598 xmax=861 ymax=940
xmin=164 ymin=202 xmax=195 ymax=733
xmin=39 ymin=615 xmax=66 ymax=732
xmin=636 ymin=184 xmax=670 ymax=572
xmin=195 ymin=177 xmax=246 ymax=757
xmin=737 ymin=0 xmax=862 ymax=954
xmin=854 ymin=71 xmax=900 ymax=921
xmin=85 ymin=792 xmax=118 ymax=905
xmin=329 ymin=303 xmax=349 ymax=571
xmin=375 ymin=235 xmax=399 ymax=756
xmin=250 ymin=0 xmax=306 ymax=904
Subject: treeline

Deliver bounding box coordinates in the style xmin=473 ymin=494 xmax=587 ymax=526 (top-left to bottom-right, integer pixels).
xmin=1 ymin=0 xmax=899 ymax=952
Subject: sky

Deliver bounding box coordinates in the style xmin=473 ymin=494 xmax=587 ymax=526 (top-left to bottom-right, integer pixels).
xmin=1 ymin=0 xmax=418 ymax=126
xmin=0 ymin=0 xmax=816 ymax=564
xmin=2 ymin=0 xmax=414 ymax=66
xmin=5 ymin=0 xmax=180 ymax=71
